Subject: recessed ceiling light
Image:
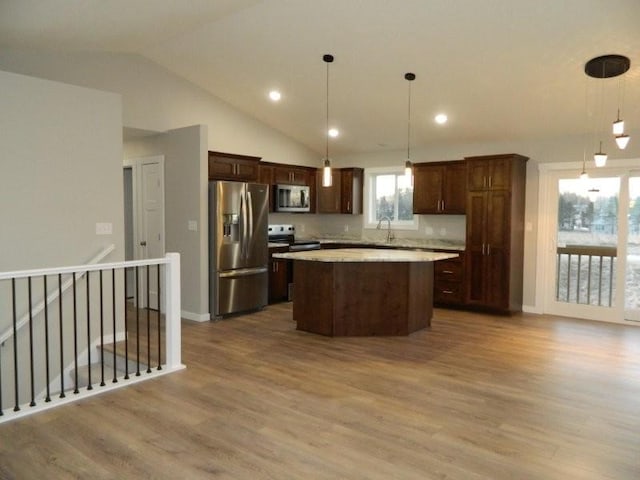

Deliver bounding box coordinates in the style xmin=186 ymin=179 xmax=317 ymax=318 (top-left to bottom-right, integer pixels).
xmin=269 ymin=90 xmax=281 ymax=102
xmin=328 ymin=128 xmax=339 ymax=138
xmin=435 ymin=113 xmax=448 ymax=124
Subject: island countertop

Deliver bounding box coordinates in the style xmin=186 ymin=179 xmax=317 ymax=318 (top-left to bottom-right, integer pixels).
xmin=273 ymin=248 xmax=458 ymax=263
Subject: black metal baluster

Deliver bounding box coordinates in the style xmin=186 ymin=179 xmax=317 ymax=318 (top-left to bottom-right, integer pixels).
xmin=555 ymin=253 xmax=561 ymax=300
xmin=157 ymin=264 xmax=162 ymax=371
xmin=566 ymin=254 xmax=572 ymax=302
xmin=72 ymin=273 xmax=79 ymax=394
xmin=58 ymin=274 xmax=65 ymax=398
xmin=146 ymin=265 xmax=151 ymax=373
xmin=576 ymin=255 xmax=582 ymax=304
xmin=608 ymin=257 xmax=614 ymax=307
xmin=27 ymin=277 xmax=36 ymax=407
xmin=44 ymin=276 xmax=51 ymax=402
xmin=112 ymin=268 xmax=118 ymax=383
xmin=86 ymin=271 xmax=92 ymax=391
xmin=99 ymin=270 xmax=105 ymax=386
xmin=135 ymin=266 xmax=140 ymax=376
xmin=12 ymin=278 xmax=20 ymax=411
xmin=124 ymin=267 xmax=129 ymax=380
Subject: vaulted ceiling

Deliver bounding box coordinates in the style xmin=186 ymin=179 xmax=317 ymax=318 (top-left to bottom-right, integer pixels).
xmin=2 ymin=0 xmax=639 ymax=155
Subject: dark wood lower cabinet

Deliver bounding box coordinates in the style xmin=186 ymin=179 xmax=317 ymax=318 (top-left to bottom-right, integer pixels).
xmin=268 ymin=247 xmax=290 ymax=303
xmin=433 ymin=253 xmax=465 ymax=306
xmin=292 ymin=260 xmax=433 ymax=336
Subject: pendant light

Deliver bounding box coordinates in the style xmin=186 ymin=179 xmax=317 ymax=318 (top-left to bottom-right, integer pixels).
xmin=584 ymin=54 xmax=631 ymax=166
xmin=321 ymin=54 xmax=334 ymax=187
xmin=404 ymin=72 xmax=416 ymax=178
xmin=594 ymin=141 xmax=607 ymax=167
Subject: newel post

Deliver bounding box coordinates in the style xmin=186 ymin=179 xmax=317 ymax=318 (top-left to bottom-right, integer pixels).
xmin=164 ymin=253 xmax=183 ymax=369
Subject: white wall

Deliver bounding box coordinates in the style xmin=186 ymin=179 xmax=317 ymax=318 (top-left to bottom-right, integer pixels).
xmin=0 ymin=49 xmax=319 ymax=166
xmin=161 ymin=126 xmax=209 ymax=320
xmin=0 ymin=69 xmax=124 ymax=271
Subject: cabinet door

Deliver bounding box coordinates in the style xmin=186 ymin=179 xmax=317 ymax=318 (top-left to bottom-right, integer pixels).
xmin=208 ymin=156 xmax=237 ymax=181
xmin=274 ymin=166 xmax=309 ymax=185
xmin=442 ymin=162 xmax=467 ymax=213
xmin=341 ymin=168 xmax=363 ymax=214
xmin=465 ymin=191 xmax=488 ymax=305
xmin=208 ymin=151 xmax=260 ymax=182
xmin=413 ymin=165 xmax=444 ymax=213
xmin=316 ymin=169 xmax=342 ymax=213
xmin=483 ymin=191 xmax=510 ymax=308
xmin=487 ymin=157 xmax=511 ymax=190
xmin=466 ymin=160 xmax=490 ymax=191
xmin=268 ymin=256 xmax=289 ymax=303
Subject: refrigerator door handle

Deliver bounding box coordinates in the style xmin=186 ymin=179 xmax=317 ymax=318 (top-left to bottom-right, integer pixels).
xmin=239 ymin=189 xmax=246 ymax=259
xmin=218 ymin=267 xmax=268 ymax=278
xmin=247 ymin=191 xmax=254 ymax=255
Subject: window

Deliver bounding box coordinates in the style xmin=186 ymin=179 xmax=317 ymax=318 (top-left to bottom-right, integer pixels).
xmin=364 ymin=167 xmax=417 ymax=230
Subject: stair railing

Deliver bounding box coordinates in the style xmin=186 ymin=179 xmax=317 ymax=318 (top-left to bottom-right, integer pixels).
xmin=0 ymin=252 xmax=184 ymax=424
xmin=0 ymin=244 xmax=115 ymax=347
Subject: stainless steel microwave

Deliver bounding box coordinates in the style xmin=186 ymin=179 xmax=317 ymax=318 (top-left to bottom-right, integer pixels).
xmin=275 ymin=184 xmax=310 ymax=212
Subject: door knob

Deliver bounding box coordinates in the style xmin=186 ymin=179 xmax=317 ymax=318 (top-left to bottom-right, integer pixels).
xmin=140 ymin=241 xmax=147 ymax=246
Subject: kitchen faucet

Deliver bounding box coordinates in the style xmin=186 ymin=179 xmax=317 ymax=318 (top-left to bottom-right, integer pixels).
xmin=376 ymin=216 xmax=395 ymax=243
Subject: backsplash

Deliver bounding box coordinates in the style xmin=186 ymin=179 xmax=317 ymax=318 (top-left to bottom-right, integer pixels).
xmin=269 ymin=212 xmax=466 ymax=243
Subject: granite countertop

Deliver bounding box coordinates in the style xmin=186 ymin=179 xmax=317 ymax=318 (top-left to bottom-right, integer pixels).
xmin=296 ymin=237 xmax=465 ymax=251
xmin=273 ymin=248 xmax=458 ymax=263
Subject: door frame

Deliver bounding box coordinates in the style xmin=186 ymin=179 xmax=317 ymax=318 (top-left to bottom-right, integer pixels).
xmin=123 ymin=155 xmax=166 ymax=308
xmin=536 ymin=158 xmax=639 ymax=324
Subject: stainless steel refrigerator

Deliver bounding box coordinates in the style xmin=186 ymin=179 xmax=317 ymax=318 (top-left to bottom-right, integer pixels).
xmin=209 ymin=181 xmax=269 ymax=318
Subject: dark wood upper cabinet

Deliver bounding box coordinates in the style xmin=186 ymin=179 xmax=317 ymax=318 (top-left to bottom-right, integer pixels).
xmin=466 ymin=155 xmax=513 ymax=191
xmin=316 ymin=168 xmax=363 ymax=214
xmin=208 ymin=151 xmax=261 ymax=182
xmin=272 ymin=164 xmax=311 ymax=186
xmin=464 ymin=154 xmax=528 ymax=313
xmin=413 ymin=160 xmax=466 ymax=214
xmin=340 ymin=168 xmax=364 ymax=214
xmin=316 ymin=169 xmax=342 ymax=213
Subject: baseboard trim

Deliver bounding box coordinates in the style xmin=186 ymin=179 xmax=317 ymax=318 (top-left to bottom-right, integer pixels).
xmin=522 ymin=304 xmax=543 ymax=314
xmin=181 ymin=310 xmax=210 ymax=322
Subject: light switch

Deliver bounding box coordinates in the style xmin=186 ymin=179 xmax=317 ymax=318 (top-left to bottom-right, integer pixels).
xmin=188 ymin=220 xmax=198 ymax=231
xmin=96 ymin=222 xmax=112 ymax=235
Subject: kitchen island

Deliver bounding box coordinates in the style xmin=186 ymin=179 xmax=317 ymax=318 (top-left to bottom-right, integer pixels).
xmin=273 ymin=248 xmax=458 ymax=336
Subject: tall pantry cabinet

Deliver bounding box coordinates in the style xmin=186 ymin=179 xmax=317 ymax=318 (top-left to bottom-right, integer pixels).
xmin=465 ymin=154 xmax=528 ymax=312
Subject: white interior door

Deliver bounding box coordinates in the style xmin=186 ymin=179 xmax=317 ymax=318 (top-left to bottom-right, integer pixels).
xmin=140 ymin=159 xmax=164 ymax=309
xmin=123 ymin=155 xmax=165 ymax=310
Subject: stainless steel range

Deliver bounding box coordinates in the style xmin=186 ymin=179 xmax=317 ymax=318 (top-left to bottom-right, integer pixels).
xmin=268 ymin=224 xmax=320 ymax=301
xmin=268 ymin=224 xmax=321 ymax=251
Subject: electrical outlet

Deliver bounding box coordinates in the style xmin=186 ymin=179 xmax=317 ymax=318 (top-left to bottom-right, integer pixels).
xmin=344 ymin=225 xmax=349 ymax=232
xmin=300 ymin=224 xmax=306 ymax=232
xmin=424 ymin=226 xmax=434 ymax=236
xmin=96 ymin=222 xmax=112 ymax=235
xmin=439 ymin=228 xmax=447 ymax=236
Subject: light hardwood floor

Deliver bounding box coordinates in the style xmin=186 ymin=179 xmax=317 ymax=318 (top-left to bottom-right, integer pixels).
xmin=1 ymin=304 xmax=640 ymax=479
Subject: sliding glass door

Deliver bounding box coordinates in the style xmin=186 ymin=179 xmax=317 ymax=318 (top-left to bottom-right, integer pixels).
xmin=625 ymin=175 xmax=640 ymax=321
xmin=540 ymin=165 xmax=640 ymax=323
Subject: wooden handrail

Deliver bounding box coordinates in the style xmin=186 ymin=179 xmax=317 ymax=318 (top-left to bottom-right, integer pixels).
xmin=557 ymin=245 xmax=617 ymax=257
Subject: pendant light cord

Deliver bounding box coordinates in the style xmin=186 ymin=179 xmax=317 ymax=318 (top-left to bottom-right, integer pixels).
xmin=404 ymin=72 xmax=416 ymax=163
xmin=407 ymin=78 xmax=411 ymax=161
xmin=326 ymin=58 xmax=330 ymax=161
